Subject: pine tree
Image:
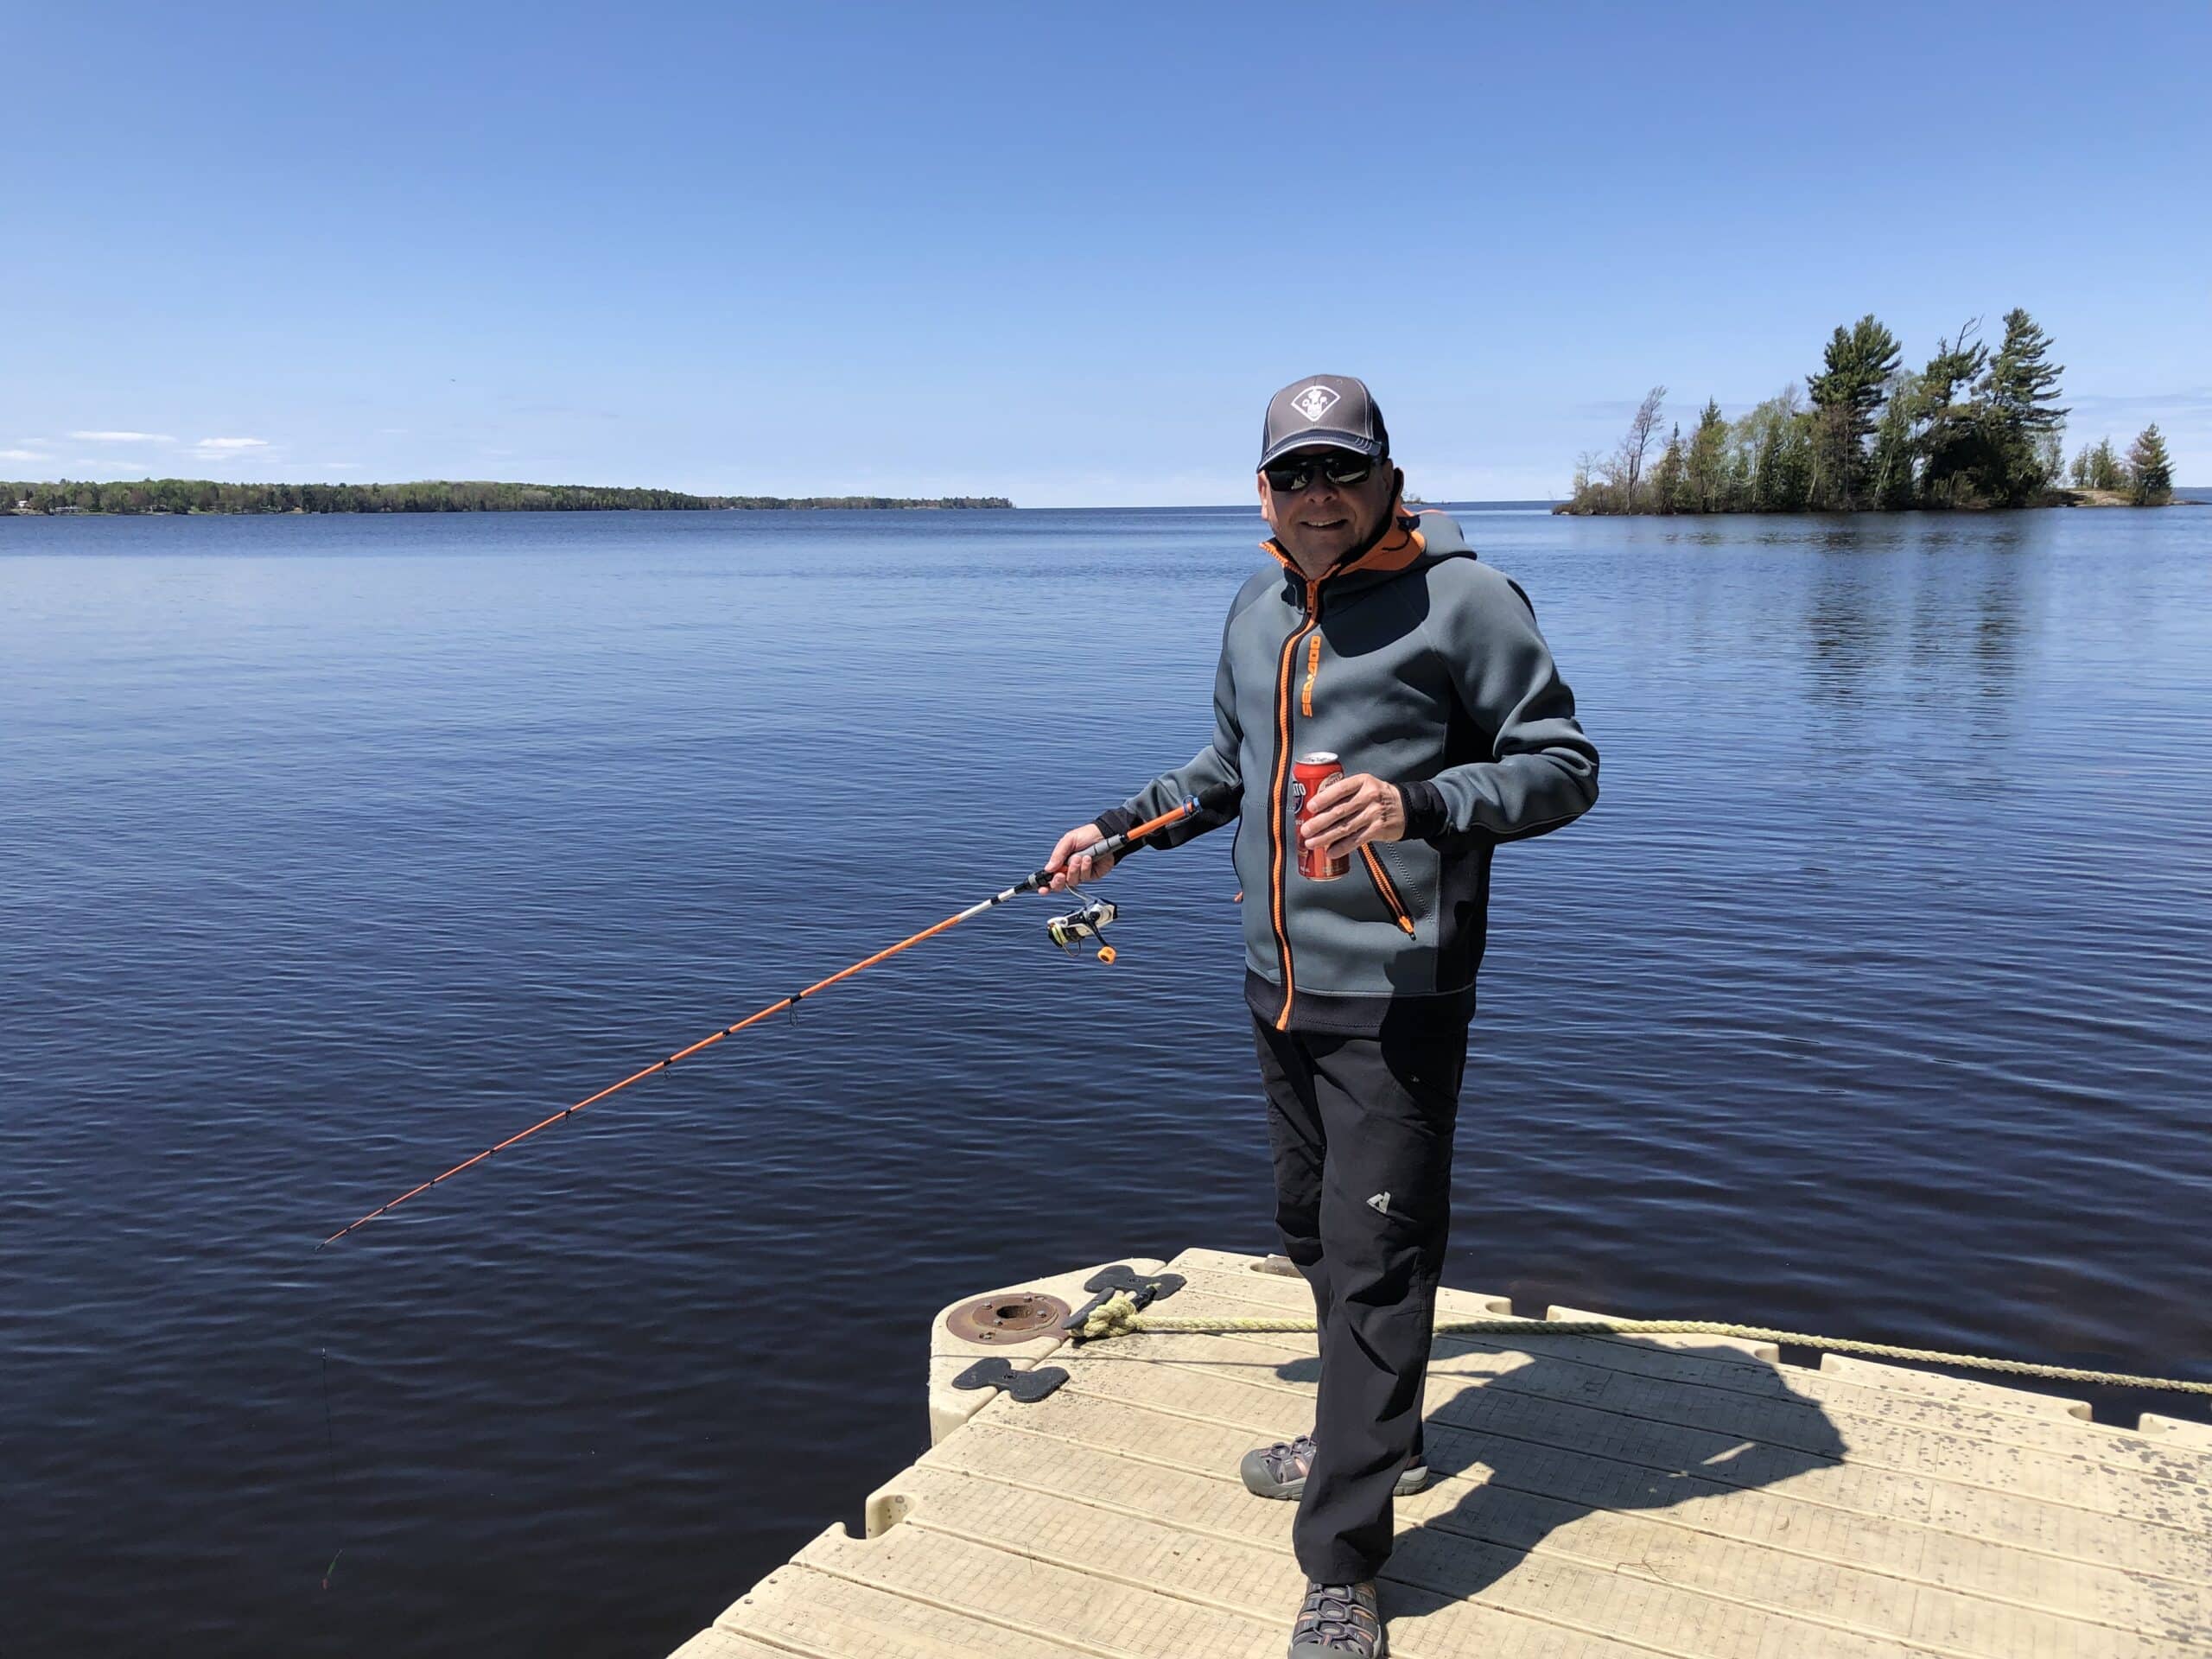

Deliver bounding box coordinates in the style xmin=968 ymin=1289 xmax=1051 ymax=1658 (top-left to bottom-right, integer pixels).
xmin=1738 ymin=388 xmax=1811 ymax=512
xmin=1914 ymin=322 xmax=1991 ymax=506
xmin=1870 ymin=372 xmax=1920 ymax=510
xmin=1977 ymin=308 xmax=2069 ymax=504
xmin=2088 ymin=436 xmax=2125 ymax=492
xmin=2128 ymin=423 xmax=2173 ymax=505
xmin=1686 ymin=398 xmax=1730 ymax=512
xmin=1804 ymin=315 xmax=1903 ymax=510
xmin=1652 ymin=423 xmax=1687 ymax=513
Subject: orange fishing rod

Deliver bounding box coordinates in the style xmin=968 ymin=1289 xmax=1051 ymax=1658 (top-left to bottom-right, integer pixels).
xmin=320 ymin=797 xmax=1208 ymax=1247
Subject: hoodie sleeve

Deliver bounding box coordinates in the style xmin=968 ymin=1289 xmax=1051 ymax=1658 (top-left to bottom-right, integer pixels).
xmin=1395 ymin=563 xmax=1599 ymax=843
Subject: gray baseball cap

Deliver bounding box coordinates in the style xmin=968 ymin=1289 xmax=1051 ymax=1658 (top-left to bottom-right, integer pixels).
xmin=1259 ymin=374 xmax=1390 ymax=468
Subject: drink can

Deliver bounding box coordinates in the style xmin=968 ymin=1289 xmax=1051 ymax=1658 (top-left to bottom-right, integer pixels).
xmin=1291 ymin=752 xmax=1349 ymax=880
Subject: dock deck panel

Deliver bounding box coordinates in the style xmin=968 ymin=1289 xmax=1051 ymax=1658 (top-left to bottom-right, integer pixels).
xmin=677 ymin=1247 xmax=2212 ymax=1657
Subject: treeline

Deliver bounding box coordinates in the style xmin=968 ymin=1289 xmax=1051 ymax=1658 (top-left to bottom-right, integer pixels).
xmin=1562 ymin=308 xmax=2177 ymax=514
xmin=3 ymin=478 xmax=1014 ymax=515
xmin=2066 ymin=429 xmax=2173 ymax=502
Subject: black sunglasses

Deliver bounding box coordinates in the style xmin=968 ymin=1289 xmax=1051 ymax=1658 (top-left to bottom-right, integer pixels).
xmin=1262 ymin=452 xmax=1380 ymax=493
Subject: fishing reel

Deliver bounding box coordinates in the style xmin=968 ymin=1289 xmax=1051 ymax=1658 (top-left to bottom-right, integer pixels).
xmin=1046 ymin=895 xmax=1119 ymax=963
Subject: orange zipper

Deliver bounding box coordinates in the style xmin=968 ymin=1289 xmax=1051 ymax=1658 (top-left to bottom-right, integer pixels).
xmin=1360 ymin=846 xmax=1416 ymax=935
xmin=1300 ymin=633 xmax=1321 ymax=716
xmin=1268 ymin=583 xmax=1319 ymax=1030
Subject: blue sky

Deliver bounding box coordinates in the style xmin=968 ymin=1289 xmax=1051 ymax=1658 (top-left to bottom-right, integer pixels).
xmin=6 ymin=2 xmax=2208 ymax=505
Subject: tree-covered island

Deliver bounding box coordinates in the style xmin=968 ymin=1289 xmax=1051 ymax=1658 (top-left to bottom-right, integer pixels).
xmin=3 ymin=479 xmax=1013 ymax=515
xmin=1560 ymin=308 xmax=2180 ymax=514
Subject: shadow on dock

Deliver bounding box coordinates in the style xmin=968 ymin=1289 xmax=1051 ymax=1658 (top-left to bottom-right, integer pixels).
xmin=1275 ymin=1338 xmax=1848 ymax=1607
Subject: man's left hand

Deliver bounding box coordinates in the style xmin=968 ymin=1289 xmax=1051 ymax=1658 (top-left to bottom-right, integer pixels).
xmin=1300 ymin=772 xmax=1407 ymax=858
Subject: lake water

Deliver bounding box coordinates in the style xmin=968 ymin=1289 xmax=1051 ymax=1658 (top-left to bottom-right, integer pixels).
xmin=4 ymin=504 xmax=2209 ymax=1656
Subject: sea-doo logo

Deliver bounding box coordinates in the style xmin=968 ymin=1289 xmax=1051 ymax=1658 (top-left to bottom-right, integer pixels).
xmin=1291 ymin=385 xmax=1339 ymax=423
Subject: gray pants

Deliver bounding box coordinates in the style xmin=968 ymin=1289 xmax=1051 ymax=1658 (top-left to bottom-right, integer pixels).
xmin=1253 ymin=1011 xmax=1469 ymax=1585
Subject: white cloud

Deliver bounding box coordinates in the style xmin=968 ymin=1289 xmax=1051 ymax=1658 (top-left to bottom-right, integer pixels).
xmin=192 ymin=436 xmax=269 ymax=451
xmin=68 ymin=430 xmax=174 ymax=443
xmin=0 ymin=448 xmax=47 ymax=461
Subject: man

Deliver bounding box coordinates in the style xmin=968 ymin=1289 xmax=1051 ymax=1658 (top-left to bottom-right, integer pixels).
xmin=1044 ymin=374 xmax=1598 ymax=1657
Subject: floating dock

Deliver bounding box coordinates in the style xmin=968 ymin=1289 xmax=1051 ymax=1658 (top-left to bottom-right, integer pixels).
xmin=672 ymin=1247 xmax=2212 ymax=1658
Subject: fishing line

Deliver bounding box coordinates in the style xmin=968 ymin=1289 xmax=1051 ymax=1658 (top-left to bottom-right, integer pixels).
xmin=321 ymin=795 xmax=1214 ymax=1247
xmin=307 ymin=798 xmax=1215 ymax=1589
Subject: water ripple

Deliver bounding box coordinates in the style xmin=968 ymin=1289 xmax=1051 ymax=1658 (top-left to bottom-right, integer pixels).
xmin=3 ymin=505 xmax=2209 ymax=1655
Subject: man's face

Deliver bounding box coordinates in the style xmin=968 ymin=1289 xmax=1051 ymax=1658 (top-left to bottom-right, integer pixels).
xmin=1257 ymin=446 xmax=1397 ymax=570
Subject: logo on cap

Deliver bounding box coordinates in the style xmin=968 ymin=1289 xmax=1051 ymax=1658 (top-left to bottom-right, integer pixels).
xmin=1290 ymin=385 xmax=1340 ymax=423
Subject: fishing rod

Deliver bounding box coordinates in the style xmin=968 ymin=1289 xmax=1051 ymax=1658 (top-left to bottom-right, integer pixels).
xmin=320 ymin=794 xmax=1212 ymax=1248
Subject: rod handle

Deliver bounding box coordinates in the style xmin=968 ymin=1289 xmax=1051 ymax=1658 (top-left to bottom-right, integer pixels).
xmin=1020 ymin=796 xmax=1202 ymax=893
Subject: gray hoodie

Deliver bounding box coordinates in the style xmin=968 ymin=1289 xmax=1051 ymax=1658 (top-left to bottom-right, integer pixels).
xmin=1096 ymin=509 xmax=1597 ymax=1035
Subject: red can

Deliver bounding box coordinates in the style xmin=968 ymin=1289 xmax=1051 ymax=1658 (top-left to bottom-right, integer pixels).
xmin=1291 ymin=752 xmax=1349 ymax=880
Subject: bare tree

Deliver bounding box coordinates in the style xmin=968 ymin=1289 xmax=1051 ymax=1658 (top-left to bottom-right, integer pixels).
xmin=1590 ymin=448 xmax=1630 ymax=507
xmin=1618 ymin=385 xmax=1667 ymax=509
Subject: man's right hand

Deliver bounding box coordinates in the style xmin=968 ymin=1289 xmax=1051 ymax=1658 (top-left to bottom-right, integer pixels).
xmin=1043 ymin=823 xmax=1116 ymax=893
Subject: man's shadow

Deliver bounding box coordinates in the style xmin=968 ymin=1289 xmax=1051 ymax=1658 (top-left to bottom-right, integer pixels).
xmin=1275 ymin=1331 xmax=1848 ymax=1608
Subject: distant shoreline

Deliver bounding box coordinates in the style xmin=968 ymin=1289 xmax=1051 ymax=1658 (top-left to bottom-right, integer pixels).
xmin=1553 ymin=486 xmax=2205 ymax=517
xmin=4 ymin=479 xmax=1014 ymax=516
